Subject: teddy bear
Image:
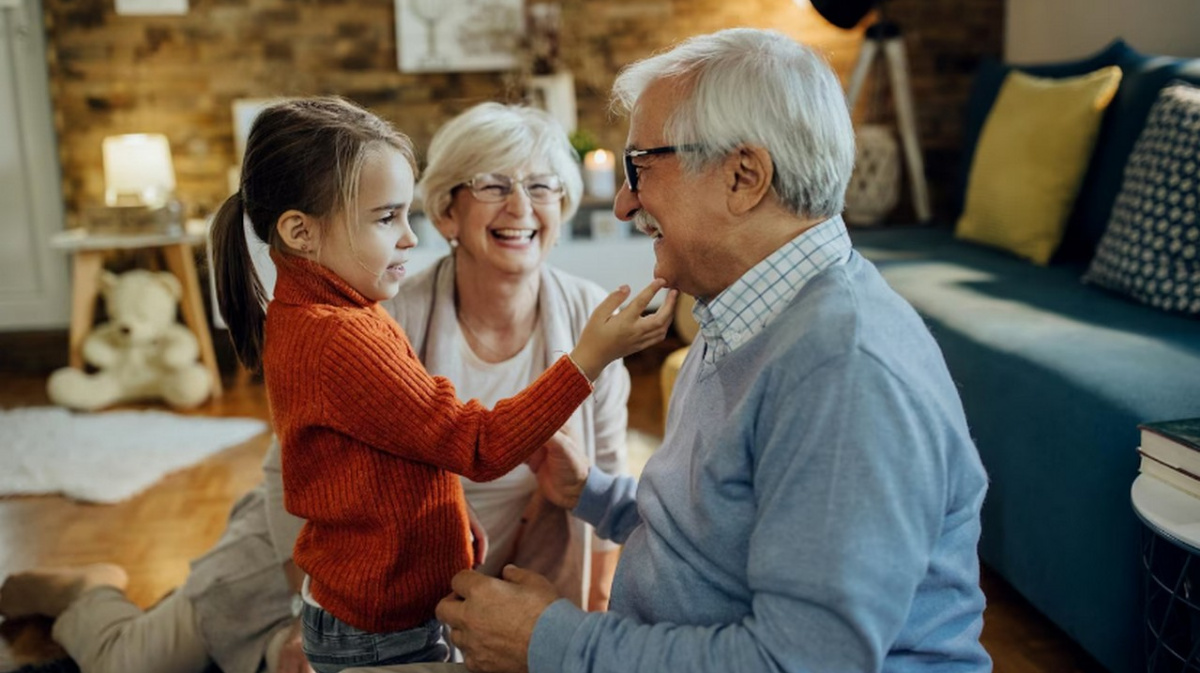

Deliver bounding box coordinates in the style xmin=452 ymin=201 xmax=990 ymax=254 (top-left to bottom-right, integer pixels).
xmin=47 ymin=269 xmax=213 ymax=411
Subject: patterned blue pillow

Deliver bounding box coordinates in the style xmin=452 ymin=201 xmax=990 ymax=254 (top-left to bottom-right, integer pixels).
xmin=1083 ymin=82 xmax=1200 ymax=316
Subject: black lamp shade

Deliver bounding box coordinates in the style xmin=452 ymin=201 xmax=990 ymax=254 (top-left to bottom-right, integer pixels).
xmin=810 ymin=0 xmax=877 ymax=29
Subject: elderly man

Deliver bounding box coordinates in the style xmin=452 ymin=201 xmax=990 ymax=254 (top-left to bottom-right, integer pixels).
xmin=434 ymin=28 xmax=991 ymax=673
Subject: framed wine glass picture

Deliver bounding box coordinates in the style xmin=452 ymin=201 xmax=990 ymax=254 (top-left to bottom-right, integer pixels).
xmin=395 ymin=0 xmax=524 ymax=73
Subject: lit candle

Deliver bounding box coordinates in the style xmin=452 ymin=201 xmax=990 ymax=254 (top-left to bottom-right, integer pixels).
xmin=583 ymin=149 xmax=616 ymax=200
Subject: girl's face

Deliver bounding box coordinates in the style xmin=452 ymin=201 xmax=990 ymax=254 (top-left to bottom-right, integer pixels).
xmin=442 ymin=159 xmax=564 ymax=279
xmin=319 ymin=146 xmax=417 ymax=302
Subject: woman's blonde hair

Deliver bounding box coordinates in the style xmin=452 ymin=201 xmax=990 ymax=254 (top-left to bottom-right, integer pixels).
xmin=418 ymin=102 xmax=583 ymax=232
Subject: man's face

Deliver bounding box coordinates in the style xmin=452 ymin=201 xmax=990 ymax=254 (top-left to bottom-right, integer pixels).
xmin=614 ymin=79 xmax=725 ymax=299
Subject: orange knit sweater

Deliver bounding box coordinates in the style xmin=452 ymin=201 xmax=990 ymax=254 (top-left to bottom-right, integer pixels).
xmin=263 ymin=252 xmax=592 ymax=633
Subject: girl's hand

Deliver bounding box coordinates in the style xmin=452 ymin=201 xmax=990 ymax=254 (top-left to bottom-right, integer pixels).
xmin=570 ymin=280 xmax=677 ymax=381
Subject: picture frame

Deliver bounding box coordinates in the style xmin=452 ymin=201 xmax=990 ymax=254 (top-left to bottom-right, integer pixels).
xmin=395 ymin=0 xmax=523 ymax=73
xmin=231 ymin=98 xmax=283 ymax=160
xmin=528 ymin=72 xmax=577 ymax=133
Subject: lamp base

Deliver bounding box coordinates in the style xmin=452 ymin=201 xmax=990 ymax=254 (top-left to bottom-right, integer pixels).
xmin=85 ymin=201 xmax=184 ymax=236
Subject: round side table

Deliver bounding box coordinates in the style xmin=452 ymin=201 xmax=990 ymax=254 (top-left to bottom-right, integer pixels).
xmin=1132 ymin=473 xmax=1200 ymax=671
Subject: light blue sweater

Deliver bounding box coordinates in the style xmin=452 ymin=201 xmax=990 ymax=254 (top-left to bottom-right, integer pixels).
xmin=530 ymin=252 xmax=991 ymax=673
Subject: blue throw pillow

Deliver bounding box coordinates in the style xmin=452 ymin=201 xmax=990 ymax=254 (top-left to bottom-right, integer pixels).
xmin=1083 ymin=82 xmax=1200 ymax=317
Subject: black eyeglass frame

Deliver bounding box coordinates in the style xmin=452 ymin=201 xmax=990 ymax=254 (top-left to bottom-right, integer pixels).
xmin=623 ymin=144 xmax=703 ymax=192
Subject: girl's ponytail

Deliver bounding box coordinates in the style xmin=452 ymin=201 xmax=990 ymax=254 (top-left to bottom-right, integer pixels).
xmin=210 ymin=191 xmax=267 ymax=372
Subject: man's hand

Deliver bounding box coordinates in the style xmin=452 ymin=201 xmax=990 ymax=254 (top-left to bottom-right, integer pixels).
xmin=436 ymin=566 xmax=560 ymax=673
xmin=276 ymin=619 xmax=315 ymax=673
xmin=525 ymin=431 xmax=589 ymax=510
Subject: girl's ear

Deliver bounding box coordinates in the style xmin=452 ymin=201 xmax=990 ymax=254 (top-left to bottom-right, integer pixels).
xmin=276 ymin=210 xmax=318 ymax=254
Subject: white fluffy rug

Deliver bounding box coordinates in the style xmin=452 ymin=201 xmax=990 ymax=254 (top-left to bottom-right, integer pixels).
xmin=0 ymin=407 xmax=267 ymax=503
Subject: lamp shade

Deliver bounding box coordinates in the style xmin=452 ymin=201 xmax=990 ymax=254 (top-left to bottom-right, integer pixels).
xmin=102 ymin=133 xmax=176 ymax=207
xmin=810 ymin=0 xmax=876 ymax=29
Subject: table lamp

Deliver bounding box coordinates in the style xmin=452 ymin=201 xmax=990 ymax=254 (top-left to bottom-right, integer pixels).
xmin=94 ymin=133 xmax=182 ymax=234
xmin=811 ymin=0 xmax=932 ymax=223
xmin=103 ymin=133 xmax=176 ymax=208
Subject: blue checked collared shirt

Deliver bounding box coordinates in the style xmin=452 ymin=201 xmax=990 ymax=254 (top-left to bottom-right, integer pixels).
xmin=693 ymin=215 xmax=853 ymax=365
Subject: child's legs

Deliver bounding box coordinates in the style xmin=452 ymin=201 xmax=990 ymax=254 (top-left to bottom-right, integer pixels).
xmin=301 ymin=605 xmax=449 ymax=673
xmin=52 ymin=586 xmax=211 ymax=673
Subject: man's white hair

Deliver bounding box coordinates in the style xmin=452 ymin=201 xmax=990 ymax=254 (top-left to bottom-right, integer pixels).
xmin=612 ymin=28 xmax=855 ymax=219
xmin=418 ymin=102 xmax=584 ymax=228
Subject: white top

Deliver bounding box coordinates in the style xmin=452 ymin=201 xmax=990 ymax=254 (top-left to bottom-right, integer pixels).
xmin=1132 ymin=472 xmax=1200 ymax=553
xmin=384 ymin=256 xmax=632 ymax=606
xmin=440 ymin=319 xmax=544 ymax=577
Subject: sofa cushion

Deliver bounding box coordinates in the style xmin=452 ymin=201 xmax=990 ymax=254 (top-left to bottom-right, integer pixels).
xmin=1084 ymin=82 xmax=1200 ymax=316
xmin=954 ymin=41 xmax=1200 ymax=265
xmin=957 ymin=40 xmax=1136 ymax=221
xmin=1069 ymin=57 xmax=1200 ymax=265
xmin=852 ymin=227 xmax=1200 ymax=402
xmin=956 ymin=67 xmax=1121 ymax=265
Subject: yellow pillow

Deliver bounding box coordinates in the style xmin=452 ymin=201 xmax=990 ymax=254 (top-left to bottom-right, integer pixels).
xmin=956 ymin=66 xmax=1122 ymax=265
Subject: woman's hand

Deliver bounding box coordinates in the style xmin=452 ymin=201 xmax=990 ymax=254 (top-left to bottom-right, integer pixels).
xmin=468 ymin=501 xmax=489 ymax=569
xmin=569 ymin=280 xmax=677 ymax=381
xmin=525 ymin=431 xmax=589 ymax=510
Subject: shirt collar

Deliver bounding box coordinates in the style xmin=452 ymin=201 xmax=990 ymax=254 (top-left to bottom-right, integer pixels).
xmin=693 ymin=215 xmax=852 ymax=363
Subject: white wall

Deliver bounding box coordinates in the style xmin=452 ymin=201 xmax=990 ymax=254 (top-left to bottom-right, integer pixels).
xmin=0 ymin=0 xmax=69 ymax=330
xmin=1006 ymin=0 xmax=1200 ymax=63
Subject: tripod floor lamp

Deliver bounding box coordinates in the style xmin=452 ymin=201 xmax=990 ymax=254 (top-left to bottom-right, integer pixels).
xmin=813 ymin=0 xmax=932 ymax=223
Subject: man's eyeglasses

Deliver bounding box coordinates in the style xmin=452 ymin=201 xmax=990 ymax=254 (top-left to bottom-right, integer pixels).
xmin=460 ymin=173 xmax=564 ymax=205
xmin=623 ymin=144 xmax=702 ymax=192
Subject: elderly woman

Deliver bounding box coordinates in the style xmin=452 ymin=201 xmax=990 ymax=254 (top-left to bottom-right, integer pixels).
xmin=383 ymin=102 xmax=628 ymax=611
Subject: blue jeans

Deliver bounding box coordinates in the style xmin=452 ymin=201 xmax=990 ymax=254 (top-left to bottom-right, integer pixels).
xmin=300 ymin=604 xmax=450 ymax=673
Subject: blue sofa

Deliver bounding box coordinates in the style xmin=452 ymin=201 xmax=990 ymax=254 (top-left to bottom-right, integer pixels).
xmin=852 ymin=42 xmax=1200 ymax=673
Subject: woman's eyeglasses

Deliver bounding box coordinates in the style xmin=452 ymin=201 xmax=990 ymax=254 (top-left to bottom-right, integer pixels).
xmin=461 ymin=173 xmax=564 ymax=204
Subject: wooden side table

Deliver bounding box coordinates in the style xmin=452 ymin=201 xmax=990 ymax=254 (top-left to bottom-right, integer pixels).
xmin=49 ymin=227 xmax=223 ymax=400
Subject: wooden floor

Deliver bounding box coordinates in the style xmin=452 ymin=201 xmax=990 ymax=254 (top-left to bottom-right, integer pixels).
xmin=0 ymin=340 xmax=1107 ymax=672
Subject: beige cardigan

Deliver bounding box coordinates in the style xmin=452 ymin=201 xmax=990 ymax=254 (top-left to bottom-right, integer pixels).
xmin=381 ymin=255 xmax=631 ymax=607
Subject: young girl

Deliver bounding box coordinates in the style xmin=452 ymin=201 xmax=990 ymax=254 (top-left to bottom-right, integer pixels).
xmin=209 ymin=97 xmax=675 ymax=671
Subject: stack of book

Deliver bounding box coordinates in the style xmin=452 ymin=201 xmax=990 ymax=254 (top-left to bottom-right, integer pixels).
xmin=1138 ymin=418 xmax=1200 ymax=498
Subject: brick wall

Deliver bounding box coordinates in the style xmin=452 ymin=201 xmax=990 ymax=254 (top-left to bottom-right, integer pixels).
xmin=43 ymin=0 xmax=1003 ymax=224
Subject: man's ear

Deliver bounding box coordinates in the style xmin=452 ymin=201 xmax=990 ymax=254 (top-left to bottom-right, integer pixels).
xmin=725 ymin=145 xmax=774 ymax=215
xmin=275 ymin=210 xmax=317 ymax=254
